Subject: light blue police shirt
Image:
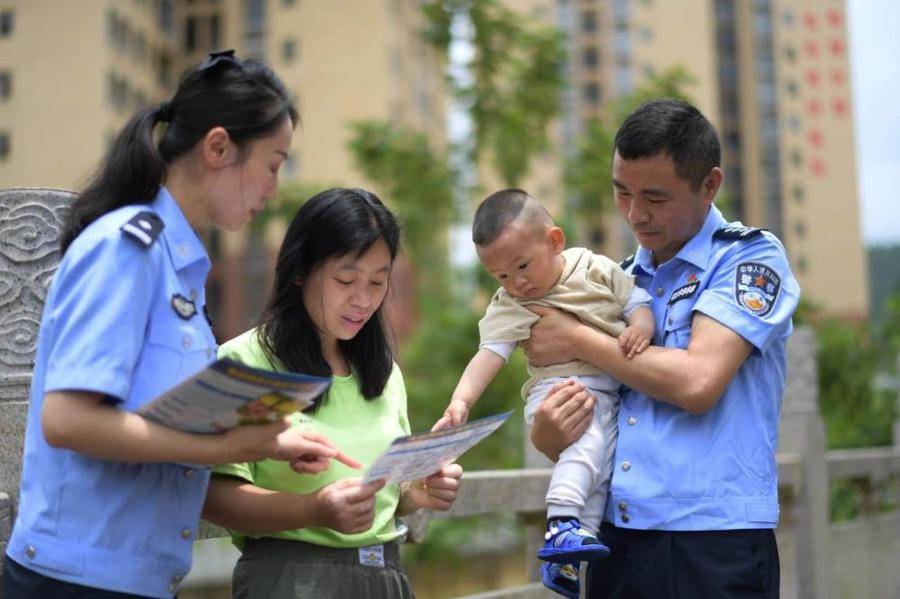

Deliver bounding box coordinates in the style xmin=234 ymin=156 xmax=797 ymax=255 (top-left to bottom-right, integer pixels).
xmin=7 ymin=187 xmax=217 ymax=597
xmin=604 ymin=205 xmax=800 ymax=531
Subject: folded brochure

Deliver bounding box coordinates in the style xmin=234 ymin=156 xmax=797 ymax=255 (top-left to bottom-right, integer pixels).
xmin=363 ymin=411 xmax=513 ymax=484
xmin=137 ymin=358 xmax=331 ymax=434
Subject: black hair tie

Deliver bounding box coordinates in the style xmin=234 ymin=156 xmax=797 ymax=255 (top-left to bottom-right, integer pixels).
xmin=156 ymin=101 xmax=174 ymax=122
xmin=197 ymin=49 xmax=243 ymax=72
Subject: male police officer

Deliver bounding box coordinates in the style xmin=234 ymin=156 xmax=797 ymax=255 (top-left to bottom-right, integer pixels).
xmin=523 ymin=99 xmax=800 ymax=598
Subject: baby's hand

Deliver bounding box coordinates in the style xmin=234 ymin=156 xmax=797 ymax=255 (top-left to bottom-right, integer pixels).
xmin=618 ymin=324 xmax=652 ymax=359
xmin=431 ymin=399 xmax=470 ymax=431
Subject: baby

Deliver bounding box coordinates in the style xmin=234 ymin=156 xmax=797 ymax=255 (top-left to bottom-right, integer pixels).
xmin=434 ymin=189 xmax=654 ymax=598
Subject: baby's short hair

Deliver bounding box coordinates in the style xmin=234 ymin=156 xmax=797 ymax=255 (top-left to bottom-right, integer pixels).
xmin=472 ymin=188 xmax=552 ymax=246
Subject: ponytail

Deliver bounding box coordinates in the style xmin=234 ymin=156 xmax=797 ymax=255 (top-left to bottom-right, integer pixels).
xmin=60 ymin=52 xmax=298 ymax=253
xmin=60 ymin=106 xmax=167 ymax=252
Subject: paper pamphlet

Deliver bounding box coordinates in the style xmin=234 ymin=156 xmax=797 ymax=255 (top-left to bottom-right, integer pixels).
xmin=137 ymin=358 xmax=330 ymax=434
xmin=363 ymin=411 xmax=513 ymax=484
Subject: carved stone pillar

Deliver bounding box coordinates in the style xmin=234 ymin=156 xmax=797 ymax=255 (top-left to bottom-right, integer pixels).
xmin=0 ymin=188 xmax=74 ymax=569
xmin=778 ymin=327 xmax=829 ymax=599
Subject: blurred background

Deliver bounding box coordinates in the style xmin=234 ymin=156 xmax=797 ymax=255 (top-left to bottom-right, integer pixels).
xmin=1 ymin=0 xmax=898 ymax=596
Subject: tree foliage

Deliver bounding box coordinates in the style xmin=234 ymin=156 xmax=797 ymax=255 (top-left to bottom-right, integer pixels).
xmin=348 ymin=120 xmax=455 ymax=306
xmin=424 ymin=0 xmax=565 ymax=187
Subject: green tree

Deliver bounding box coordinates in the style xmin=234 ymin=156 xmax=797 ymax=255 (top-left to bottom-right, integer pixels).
xmin=348 ymin=120 xmax=455 ymax=308
xmin=424 ymin=0 xmax=565 ymax=187
xmin=249 ymin=181 xmax=332 ymax=232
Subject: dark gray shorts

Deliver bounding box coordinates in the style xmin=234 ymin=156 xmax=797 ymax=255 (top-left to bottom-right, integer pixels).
xmin=232 ymin=537 xmax=415 ymax=599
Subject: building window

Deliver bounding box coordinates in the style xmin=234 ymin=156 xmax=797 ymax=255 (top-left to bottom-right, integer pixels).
xmin=785 ymin=79 xmax=798 ymax=97
xmin=0 ymin=132 xmax=10 ymax=161
xmin=282 ymin=39 xmax=297 ymax=63
xmin=158 ymin=52 xmax=173 ymax=87
xmin=210 ymin=15 xmax=221 ymax=48
xmin=792 ymin=184 xmax=804 ymax=202
xmin=244 ymin=0 xmax=266 ymax=58
xmin=0 ymin=71 xmax=10 ymax=100
xmin=283 ymin=0 xmax=297 ymax=6
xmin=583 ymin=82 xmax=601 ymax=104
xmin=107 ymin=71 xmax=129 ymax=110
xmin=158 ymin=0 xmax=174 ymax=36
xmin=0 ymin=10 xmax=13 ymax=37
xmin=107 ymin=10 xmax=130 ymax=51
xmin=583 ymin=46 xmax=598 ymax=68
xmin=615 ymin=66 xmax=632 ymax=92
xmin=283 ymin=154 xmax=297 ymax=177
xmin=185 ymin=16 xmax=197 ymax=51
xmin=581 ymin=11 xmax=597 ymax=33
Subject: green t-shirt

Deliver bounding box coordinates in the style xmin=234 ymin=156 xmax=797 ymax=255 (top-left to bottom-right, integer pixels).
xmin=213 ymin=328 xmax=411 ymax=549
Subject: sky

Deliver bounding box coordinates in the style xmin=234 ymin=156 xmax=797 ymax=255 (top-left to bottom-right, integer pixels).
xmin=848 ymin=0 xmax=900 ymax=245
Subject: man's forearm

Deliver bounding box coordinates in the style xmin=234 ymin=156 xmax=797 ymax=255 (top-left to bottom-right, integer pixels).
xmin=571 ymin=317 xmax=751 ymax=414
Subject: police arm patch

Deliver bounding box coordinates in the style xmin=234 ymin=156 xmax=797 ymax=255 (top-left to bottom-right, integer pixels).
xmin=735 ymin=262 xmax=780 ymax=317
xmin=120 ymin=211 xmax=164 ymax=247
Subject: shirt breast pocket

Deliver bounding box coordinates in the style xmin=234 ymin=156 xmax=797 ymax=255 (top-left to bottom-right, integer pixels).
xmin=142 ymin=313 xmax=210 ymax=387
xmin=663 ymin=303 xmax=695 ymax=349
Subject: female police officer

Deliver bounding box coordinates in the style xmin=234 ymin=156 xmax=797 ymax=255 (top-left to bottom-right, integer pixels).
xmin=3 ymin=51 xmax=352 ymax=598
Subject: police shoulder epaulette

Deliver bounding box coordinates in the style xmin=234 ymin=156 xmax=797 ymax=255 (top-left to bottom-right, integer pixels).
xmin=712 ymin=225 xmax=766 ymax=242
xmin=619 ymin=254 xmax=635 ymax=270
xmin=120 ymin=211 xmax=164 ymax=247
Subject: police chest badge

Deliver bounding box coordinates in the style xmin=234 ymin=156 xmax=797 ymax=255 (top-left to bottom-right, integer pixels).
xmin=171 ymin=293 xmax=197 ymax=320
xmin=735 ymin=262 xmax=780 ymax=317
xmin=668 ymin=273 xmax=700 ymax=305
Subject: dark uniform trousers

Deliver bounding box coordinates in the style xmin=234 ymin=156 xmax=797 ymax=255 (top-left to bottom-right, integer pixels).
xmin=586 ymin=522 xmax=780 ymax=599
xmin=3 ymin=558 xmax=154 ymax=599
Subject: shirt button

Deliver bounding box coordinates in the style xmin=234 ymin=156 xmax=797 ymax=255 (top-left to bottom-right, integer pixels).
xmin=183 ymin=468 xmax=195 ymax=479
xmin=621 ymin=461 xmax=632 ymax=472
xmin=168 ymin=583 xmax=178 ymax=594
xmin=655 ymin=287 xmax=665 ymax=297
xmin=621 ymin=513 xmax=631 ymax=523
xmin=618 ymin=501 xmax=628 ymax=512
xmin=627 ymin=416 xmax=637 ymax=426
xmin=667 ymin=317 xmax=674 ymax=325
xmin=172 ymin=573 xmax=184 ymax=583
xmin=25 ymin=545 xmax=36 ymax=558
xmin=190 ymin=289 xmax=198 ymax=301
xmin=182 ymin=335 xmax=192 ymax=350
xmin=181 ymin=528 xmax=193 ymax=540
xmin=206 ymin=348 xmax=214 ymax=359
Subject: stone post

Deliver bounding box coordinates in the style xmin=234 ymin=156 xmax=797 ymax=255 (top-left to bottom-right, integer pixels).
xmin=0 ymin=188 xmax=73 ymax=582
xmin=523 ymin=426 xmax=553 ymax=583
xmin=777 ymin=327 xmax=830 ymax=599
xmin=893 ymin=356 xmax=900 ymax=450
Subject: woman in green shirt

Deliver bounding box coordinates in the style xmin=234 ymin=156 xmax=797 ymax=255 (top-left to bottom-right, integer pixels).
xmin=203 ymin=188 xmax=462 ymax=598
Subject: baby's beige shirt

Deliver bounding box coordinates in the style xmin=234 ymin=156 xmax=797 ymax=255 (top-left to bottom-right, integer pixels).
xmin=478 ymin=247 xmax=635 ymax=397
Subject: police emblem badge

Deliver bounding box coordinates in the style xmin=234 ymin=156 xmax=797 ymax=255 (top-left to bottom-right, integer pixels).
xmin=171 ymin=293 xmax=197 ymax=320
xmin=735 ymin=262 xmax=780 ymax=317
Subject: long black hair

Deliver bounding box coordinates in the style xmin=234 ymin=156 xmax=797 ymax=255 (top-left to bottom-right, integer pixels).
xmin=258 ymin=188 xmax=400 ymax=408
xmin=61 ymin=51 xmax=299 ymax=252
